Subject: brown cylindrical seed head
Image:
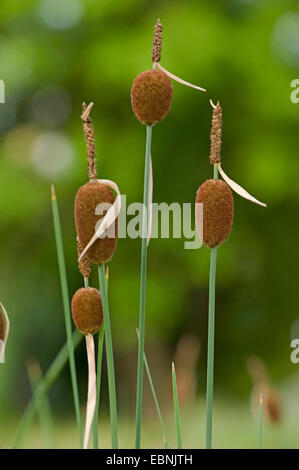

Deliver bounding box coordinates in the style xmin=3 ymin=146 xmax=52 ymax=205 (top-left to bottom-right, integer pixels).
xmin=152 ymin=19 xmax=163 ymax=63
xmin=0 ymin=311 xmax=4 ymax=341
xmin=131 ymin=70 xmax=173 ymax=125
xmin=75 ymin=181 xmax=118 ymax=264
xmin=77 ymin=236 xmax=91 ymax=278
xmin=71 ymin=287 xmax=103 ymax=335
xmin=209 ymin=102 xmax=222 ymax=165
xmin=196 ymin=179 xmax=234 ymax=248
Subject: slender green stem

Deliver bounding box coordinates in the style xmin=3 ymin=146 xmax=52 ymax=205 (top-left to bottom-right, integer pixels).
xmin=136 ymin=329 xmax=169 ymax=449
xmin=93 ymin=326 xmax=104 ymax=448
xmin=135 ymin=124 xmax=152 ymax=449
xmin=51 ymin=185 xmax=83 ymax=447
xmin=14 ymin=330 xmax=82 ymax=448
xmin=205 ymin=164 xmax=218 ymax=449
xmin=258 ymin=394 xmax=263 ymax=449
xmin=27 ymin=360 xmax=55 ymax=448
xmin=98 ymin=264 xmax=118 ymax=448
xmin=213 ymin=164 xmax=218 ymax=179
xmin=172 ymin=362 xmax=182 ymax=449
xmin=93 ymin=268 xmax=108 ymax=448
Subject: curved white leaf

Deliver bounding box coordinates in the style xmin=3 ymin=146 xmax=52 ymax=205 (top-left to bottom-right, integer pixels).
xmin=0 ymin=302 xmax=10 ymax=363
xmin=157 ymin=63 xmax=206 ymax=92
xmin=83 ymin=334 xmax=97 ymax=449
xmin=217 ymin=164 xmax=267 ymax=208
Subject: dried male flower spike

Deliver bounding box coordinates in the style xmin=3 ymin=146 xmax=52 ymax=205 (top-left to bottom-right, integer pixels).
xmin=209 ymin=101 xmax=222 ymax=165
xmin=131 ymin=69 xmax=173 ymax=125
xmin=77 ymin=236 xmax=91 ymax=278
xmin=152 ymin=18 xmax=163 ymax=63
xmin=196 ymin=179 xmax=234 ymax=248
xmin=71 ymin=287 xmax=103 ymax=336
xmin=75 ymin=181 xmax=118 ymax=265
xmin=81 ymin=102 xmax=98 ymax=180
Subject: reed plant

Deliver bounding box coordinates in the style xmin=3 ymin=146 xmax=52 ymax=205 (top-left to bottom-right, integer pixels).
xmin=131 ymin=19 xmax=206 ymax=449
xmin=75 ymin=102 xmax=121 ymax=448
xmin=195 ymin=100 xmax=266 ymax=449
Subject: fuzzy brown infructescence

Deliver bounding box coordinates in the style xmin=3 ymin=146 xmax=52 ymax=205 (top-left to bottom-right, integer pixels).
xmin=131 ymin=70 xmax=173 ymax=125
xmin=75 ymin=181 xmax=118 ymax=264
xmin=71 ymin=287 xmax=103 ymax=336
xmin=77 ymin=237 xmax=91 ymax=278
xmin=196 ymin=179 xmax=233 ymax=248
xmin=209 ymin=102 xmax=222 ymax=165
xmin=152 ymin=18 xmax=163 ymax=63
xmin=81 ymin=102 xmax=98 ymax=180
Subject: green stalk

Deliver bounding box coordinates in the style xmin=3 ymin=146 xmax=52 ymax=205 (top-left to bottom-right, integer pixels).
xmin=136 ymin=329 xmax=169 ymax=449
xmin=98 ymin=264 xmax=118 ymax=448
xmin=93 ymin=326 xmax=104 ymax=448
xmin=172 ymin=362 xmax=182 ymax=449
xmin=258 ymin=394 xmax=263 ymax=449
xmin=27 ymin=360 xmax=56 ymax=448
xmin=14 ymin=330 xmax=82 ymax=448
xmin=93 ymin=269 xmax=107 ymax=448
xmin=51 ymin=185 xmax=83 ymax=447
xmin=135 ymin=124 xmax=152 ymax=449
xmin=205 ymin=164 xmax=218 ymax=449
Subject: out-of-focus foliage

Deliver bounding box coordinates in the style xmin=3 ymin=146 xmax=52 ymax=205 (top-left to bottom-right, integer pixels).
xmin=0 ymin=0 xmax=299 ymax=426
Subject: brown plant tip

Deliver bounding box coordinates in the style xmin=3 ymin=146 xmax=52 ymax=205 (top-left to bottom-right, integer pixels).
xmin=81 ymin=102 xmax=98 ymax=180
xmin=0 ymin=311 xmax=4 ymax=341
xmin=77 ymin=236 xmax=91 ymax=278
xmin=209 ymin=101 xmax=222 ymax=165
xmin=71 ymin=287 xmax=103 ymax=336
xmin=196 ymin=179 xmax=234 ymax=248
xmin=75 ymin=181 xmax=118 ymax=264
xmin=152 ymin=18 xmax=163 ymax=63
xmin=265 ymin=389 xmax=281 ymax=423
xmin=131 ymin=69 xmax=173 ymax=125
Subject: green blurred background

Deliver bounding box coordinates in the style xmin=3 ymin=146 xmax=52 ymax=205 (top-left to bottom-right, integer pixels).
xmin=1 ymin=0 xmax=299 ymax=448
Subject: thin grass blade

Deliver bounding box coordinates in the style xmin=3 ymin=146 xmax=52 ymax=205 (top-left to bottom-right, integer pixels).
xmin=172 ymin=362 xmax=182 ymax=449
xmin=27 ymin=359 xmax=56 ymax=448
xmin=51 ymin=184 xmax=83 ymax=446
xmin=98 ymin=264 xmax=118 ymax=448
xmin=136 ymin=329 xmax=169 ymax=448
xmin=14 ymin=330 xmax=82 ymax=448
xmin=135 ymin=124 xmax=152 ymax=449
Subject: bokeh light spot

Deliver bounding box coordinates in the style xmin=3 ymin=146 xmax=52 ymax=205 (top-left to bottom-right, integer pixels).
xmin=39 ymin=0 xmax=84 ymax=30
xmin=31 ymin=132 xmax=74 ymax=179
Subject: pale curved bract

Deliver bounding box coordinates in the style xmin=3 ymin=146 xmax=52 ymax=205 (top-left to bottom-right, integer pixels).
xmin=217 ymin=163 xmax=267 ymax=208
xmin=0 ymin=302 xmax=10 ymax=363
xmin=78 ymin=179 xmax=121 ymax=262
xmin=156 ymin=63 xmax=206 ymax=92
xmin=83 ymin=334 xmax=97 ymax=449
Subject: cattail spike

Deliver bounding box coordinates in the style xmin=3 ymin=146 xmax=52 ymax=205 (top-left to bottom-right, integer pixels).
xmin=77 ymin=236 xmax=91 ymax=278
xmin=81 ymin=102 xmax=98 ymax=180
xmin=209 ymin=101 xmax=222 ymax=165
xmin=152 ymin=19 xmax=163 ymax=63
